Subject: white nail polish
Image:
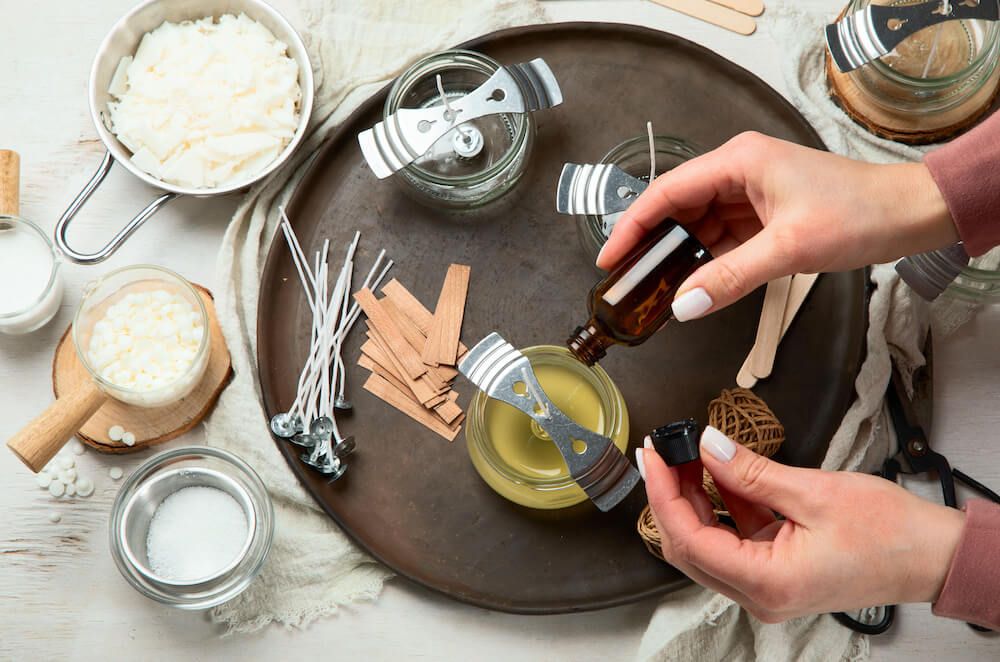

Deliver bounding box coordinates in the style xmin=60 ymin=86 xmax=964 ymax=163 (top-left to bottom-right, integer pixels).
xmin=701 ymin=425 xmax=736 ymax=462
xmin=635 ymin=448 xmax=647 ymax=481
xmin=643 ymin=435 xmax=653 ymax=449
xmin=671 ymin=287 xmax=713 ymax=322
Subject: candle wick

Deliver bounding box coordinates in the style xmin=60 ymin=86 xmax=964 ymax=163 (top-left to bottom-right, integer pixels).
xmin=646 ymin=121 xmax=656 ymax=184
xmin=521 ymin=367 xmax=550 ymax=418
xmin=922 ymin=22 xmax=945 ymax=79
xmin=436 ymin=73 xmax=473 ymax=143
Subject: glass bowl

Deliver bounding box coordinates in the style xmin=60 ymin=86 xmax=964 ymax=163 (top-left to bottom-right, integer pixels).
xmin=385 ymin=50 xmax=534 ymax=209
xmin=576 ymin=135 xmax=702 ymax=263
xmin=0 ymin=215 xmax=63 ymax=335
xmin=465 ymin=345 xmax=630 ymax=509
xmin=109 ymin=446 xmax=274 ymax=609
xmin=72 ymin=265 xmax=210 ymax=408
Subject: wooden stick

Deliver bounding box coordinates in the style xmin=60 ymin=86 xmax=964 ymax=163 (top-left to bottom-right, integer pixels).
xmin=381 ymin=297 xmax=458 ymax=381
xmin=648 ymin=0 xmax=757 ymax=35
xmin=364 ymin=374 xmax=460 ymax=442
xmin=365 ymin=327 xmax=443 ymax=403
xmin=737 ymin=273 xmax=820 ymax=388
xmin=0 ymin=150 xmax=20 ymax=217
xmin=422 ymin=264 xmax=471 ymax=367
xmin=355 ymin=288 xmax=428 ymax=380
xmin=382 ymin=279 xmax=467 ymax=354
xmin=706 ymin=0 xmax=764 ymax=17
xmin=433 ymin=399 xmax=464 ymax=425
xmin=749 ymin=275 xmax=792 ymax=379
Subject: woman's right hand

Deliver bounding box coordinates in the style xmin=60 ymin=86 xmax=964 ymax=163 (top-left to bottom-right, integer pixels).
xmin=596 ymin=132 xmax=959 ymax=320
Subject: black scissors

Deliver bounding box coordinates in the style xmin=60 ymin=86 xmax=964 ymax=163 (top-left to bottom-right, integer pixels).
xmin=834 ymin=362 xmax=1000 ymax=635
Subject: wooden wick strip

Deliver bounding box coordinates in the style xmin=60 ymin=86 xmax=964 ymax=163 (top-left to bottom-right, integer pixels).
xmin=359 ymin=353 xmax=452 ymax=418
xmin=365 ymin=327 xmax=443 ymax=403
xmin=648 ymin=0 xmax=757 ymax=35
xmin=434 ymin=399 xmax=464 ymax=425
xmin=382 ymin=279 xmax=468 ymax=354
xmin=380 ymin=297 xmax=459 ymax=382
xmin=355 ymin=288 xmax=427 ymax=380
xmin=363 ymin=374 xmax=460 ymax=442
xmin=749 ymin=275 xmax=792 ymax=379
xmin=422 ymin=264 xmax=471 ymax=367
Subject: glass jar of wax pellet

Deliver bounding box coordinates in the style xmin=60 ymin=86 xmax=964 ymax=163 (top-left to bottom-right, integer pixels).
xmin=843 ymin=0 xmax=1000 ymax=114
xmin=73 ymin=265 xmax=210 ymax=408
xmin=0 ymin=215 xmax=63 ymax=334
xmin=465 ymin=345 xmax=630 ymax=510
xmin=577 ymin=136 xmax=702 ymax=263
xmin=384 ymin=50 xmax=535 ymax=209
xmin=109 ymin=446 xmax=273 ymax=609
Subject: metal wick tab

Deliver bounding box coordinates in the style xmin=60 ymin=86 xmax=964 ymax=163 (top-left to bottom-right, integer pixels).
xmin=358 ymin=59 xmax=563 ymax=179
xmin=826 ymin=0 xmax=1000 ymax=73
xmin=556 ymin=163 xmax=648 ymax=237
xmin=459 ymin=332 xmax=640 ymax=512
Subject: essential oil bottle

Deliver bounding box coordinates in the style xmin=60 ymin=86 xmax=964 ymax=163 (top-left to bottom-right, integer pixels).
xmin=568 ymin=222 xmax=711 ymax=365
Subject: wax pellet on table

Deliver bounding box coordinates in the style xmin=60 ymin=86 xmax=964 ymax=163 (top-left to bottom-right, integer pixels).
xmin=58 ymin=456 xmax=74 ymax=470
xmin=108 ymin=425 xmax=125 ymax=442
xmin=76 ymin=478 xmax=94 ymax=498
xmin=145 ymin=486 xmax=249 ymax=581
xmin=70 ymin=440 xmax=86 ymax=455
xmin=48 ymin=512 xmax=61 ymax=523
xmin=48 ymin=481 xmax=65 ymax=498
xmin=109 ymin=467 xmax=124 ymax=481
xmin=64 ymin=482 xmax=76 ymax=497
xmin=59 ymin=468 xmax=76 ymax=484
xmin=122 ymin=432 xmax=136 ymax=447
xmin=36 ymin=472 xmax=52 ymax=489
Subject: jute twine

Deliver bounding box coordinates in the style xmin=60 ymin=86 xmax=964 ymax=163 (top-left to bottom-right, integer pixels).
xmin=637 ymin=388 xmax=785 ymax=561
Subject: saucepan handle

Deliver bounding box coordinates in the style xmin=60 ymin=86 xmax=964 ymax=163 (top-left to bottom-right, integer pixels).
xmin=55 ymin=150 xmax=178 ymax=265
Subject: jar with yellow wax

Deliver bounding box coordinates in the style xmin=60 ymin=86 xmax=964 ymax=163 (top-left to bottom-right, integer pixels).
xmin=465 ymin=345 xmax=629 ymax=509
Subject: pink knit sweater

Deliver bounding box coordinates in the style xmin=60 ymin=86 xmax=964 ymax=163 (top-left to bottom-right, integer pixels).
xmin=923 ymin=120 xmax=1000 ymax=629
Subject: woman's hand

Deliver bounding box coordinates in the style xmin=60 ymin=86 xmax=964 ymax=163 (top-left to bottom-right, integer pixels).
xmin=638 ymin=427 xmax=965 ymax=622
xmin=598 ymin=132 xmax=958 ymax=321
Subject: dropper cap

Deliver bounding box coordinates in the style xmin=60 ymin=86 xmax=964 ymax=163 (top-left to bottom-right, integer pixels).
xmin=650 ymin=419 xmax=701 ymax=466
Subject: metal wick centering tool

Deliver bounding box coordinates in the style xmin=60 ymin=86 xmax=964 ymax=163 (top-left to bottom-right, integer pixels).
xmin=358 ymin=58 xmax=563 ymax=179
xmin=556 ymin=163 xmax=648 ymax=237
xmin=826 ymin=0 xmax=1000 ymax=73
xmin=459 ymin=333 xmax=641 ymax=511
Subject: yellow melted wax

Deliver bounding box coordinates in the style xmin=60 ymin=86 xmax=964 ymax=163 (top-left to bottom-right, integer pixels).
xmin=483 ymin=363 xmax=606 ymax=480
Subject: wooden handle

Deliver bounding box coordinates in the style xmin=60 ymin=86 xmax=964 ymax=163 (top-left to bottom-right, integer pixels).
xmin=707 ymin=0 xmax=764 ymax=17
xmin=7 ymin=380 xmax=108 ymax=472
xmin=737 ymin=273 xmax=820 ymax=388
xmin=0 ymin=150 xmax=19 ymax=217
xmin=649 ymin=0 xmax=757 ymax=35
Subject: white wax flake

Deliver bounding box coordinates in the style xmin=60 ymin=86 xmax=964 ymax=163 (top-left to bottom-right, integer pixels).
xmin=70 ymin=440 xmax=86 ymax=456
xmin=108 ymin=425 xmax=125 ymax=442
xmin=36 ymin=472 xmax=52 ymax=489
xmin=107 ymin=13 xmax=301 ymax=189
xmin=146 ymin=486 xmax=248 ymax=581
xmin=122 ymin=432 xmax=136 ymax=447
xmin=76 ymin=478 xmax=95 ymax=498
xmin=48 ymin=481 xmax=65 ymax=498
xmin=48 ymin=512 xmax=61 ymax=524
xmin=109 ymin=467 xmax=124 ymax=481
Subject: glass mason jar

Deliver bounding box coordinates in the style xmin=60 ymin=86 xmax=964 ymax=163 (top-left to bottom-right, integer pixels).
xmin=844 ymin=0 xmax=1000 ymax=114
xmin=577 ymin=135 xmax=702 ymax=262
xmin=465 ymin=345 xmax=630 ymax=510
xmin=384 ymin=50 xmax=535 ymax=209
xmin=947 ymin=255 xmax=1000 ymax=301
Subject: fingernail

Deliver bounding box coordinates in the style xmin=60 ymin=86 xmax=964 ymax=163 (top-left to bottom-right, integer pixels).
xmin=643 ymin=435 xmax=653 ymax=449
xmin=672 ymin=288 xmax=713 ymax=322
xmin=635 ymin=448 xmax=647 ymax=481
xmin=596 ymin=242 xmax=609 ymax=266
xmin=701 ymin=426 xmax=736 ymax=463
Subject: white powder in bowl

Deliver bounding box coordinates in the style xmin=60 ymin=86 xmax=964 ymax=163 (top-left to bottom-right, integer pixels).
xmin=146 ymin=486 xmax=249 ymax=582
xmin=107 ymin=13 xmax=301 ymax=189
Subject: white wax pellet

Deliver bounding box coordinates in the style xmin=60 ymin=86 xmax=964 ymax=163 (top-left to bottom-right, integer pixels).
xmin=58 ymin=456 xmax=74 ymax=470
xmin=59 ymin=468 xmax=76 ymax=484
xmin=48 ymin=512 xmax=61 ymax=523
xmin=64 ymin=483 xmax=76 ymax=497
xmin=122 ymin=432 xmax=136 ymax=447
xmin=109 ymin=467 xmax=124 ymax=481
xmin=48 ymin=481 xmax=65 ymax=498
xmin=36 ymin=472 xmax=52 ymax=489
xmin=108 ymin=425 xmax=125 ymax=441
xmin=70 ymin=440 xmax=86 ymax=456
xmin=76 ymin=478 xmax=94 ymax=497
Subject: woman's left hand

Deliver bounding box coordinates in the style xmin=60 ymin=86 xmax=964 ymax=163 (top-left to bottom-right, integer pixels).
xmin=639 ymin=426 xmax=966 ymax=622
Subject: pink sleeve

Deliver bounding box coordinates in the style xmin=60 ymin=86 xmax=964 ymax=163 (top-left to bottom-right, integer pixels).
xmin=932 ymin=499 xmax=1000 ymax=629
xmin=924 ymin=112 xmax=1000 ymax=257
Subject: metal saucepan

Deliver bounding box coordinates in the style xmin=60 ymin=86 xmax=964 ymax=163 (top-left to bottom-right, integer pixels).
xmin=55 ymin=0 xmax=314 ymax=265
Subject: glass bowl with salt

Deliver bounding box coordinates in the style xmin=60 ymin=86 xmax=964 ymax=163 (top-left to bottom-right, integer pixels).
xmin=109 ymin=446 xmax=273 ymax=609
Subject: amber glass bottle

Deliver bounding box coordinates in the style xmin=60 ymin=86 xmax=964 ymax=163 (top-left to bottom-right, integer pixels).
xmin=568 ymin=222 xmax=711 ymax=365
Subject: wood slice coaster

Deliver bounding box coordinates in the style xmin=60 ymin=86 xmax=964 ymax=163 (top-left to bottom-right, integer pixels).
xmin=51 ymin=285 xmax=232 ymax=453
xmin=826 ymin=51 xmax=1000 ymax=145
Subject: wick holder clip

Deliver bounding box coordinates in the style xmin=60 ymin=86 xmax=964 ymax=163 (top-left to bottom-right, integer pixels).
xmin=459 ymin=333 xmax=640 ymax=512
xmin=827 ymin=0 xmax=1000 ymax=73
xmin=556 ymin=163 xmax=648 ymax=236
xmin=358 ymin=58 xmax=563 ymax=179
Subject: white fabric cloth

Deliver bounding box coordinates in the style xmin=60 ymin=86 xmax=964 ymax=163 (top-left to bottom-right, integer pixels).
xmin=637 ymin=5 xmax=994 ymax=661
xmin=204 ymin=0 xmax=545 ymax=633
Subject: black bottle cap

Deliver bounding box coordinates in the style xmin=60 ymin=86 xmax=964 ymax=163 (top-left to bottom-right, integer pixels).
xmin=650 ymin=419 xmax=702 ymax=466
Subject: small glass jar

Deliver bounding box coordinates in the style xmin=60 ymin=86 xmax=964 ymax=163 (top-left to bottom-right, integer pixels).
xmin=577 ymin=136 xmax=702 ymax=262
xmin=73 ymin=265 xmax=210 ymax=408
xmin=384 ymin=50 xmax=534 ymax=209
xmin=946 ymin=255 xmax=1000 ymax=301
xmin=844 ymin=0 xmax=1000 ymax=114
xmin=465 ymin=345 xmax=630 ymax=510
xmin=109 ymin=446 xmax=274 ymax=609
xmin=0 ymin=215 xmax=63 ymax=335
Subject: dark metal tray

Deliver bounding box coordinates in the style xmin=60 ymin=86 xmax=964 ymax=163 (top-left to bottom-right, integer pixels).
xmin=258 ymin=23 xmax=868 ymax=614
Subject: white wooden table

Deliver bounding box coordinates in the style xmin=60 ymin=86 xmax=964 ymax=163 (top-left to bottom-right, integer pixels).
xmin=2 ymin=1 xmax=997 ymax=659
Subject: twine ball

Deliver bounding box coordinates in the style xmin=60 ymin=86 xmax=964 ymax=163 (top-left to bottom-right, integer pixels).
xmin=637 ymin=388 xmax=785 ymax=561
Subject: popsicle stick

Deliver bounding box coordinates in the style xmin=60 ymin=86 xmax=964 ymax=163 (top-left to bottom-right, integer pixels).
xmin=364 ymin=374 xmax=460 ymax=442
xmin=648 ymin=0 xmax=757 ymax=35
xmin=422 ymin=265 xmax=471 ymax=367
xmin=737 ymin=273 xmax=820 ymax=388
xmin=706 ymin=0 xmax=764 ymax=17
xmin=355 ymin=288 xmax=427 ymax=380
xmin=749 ymin=275 xmax=792 ymax=379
